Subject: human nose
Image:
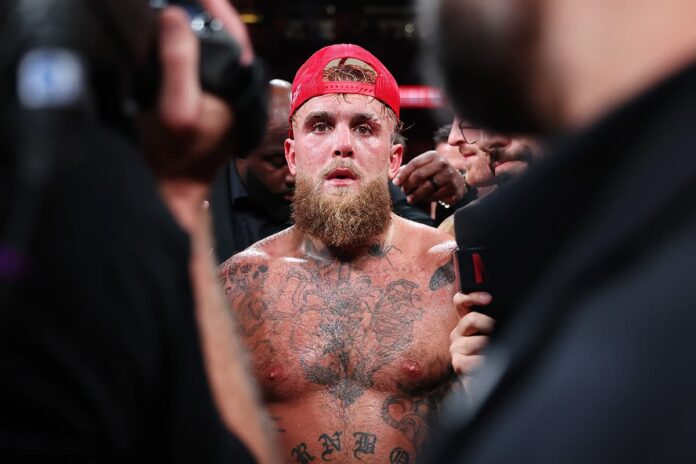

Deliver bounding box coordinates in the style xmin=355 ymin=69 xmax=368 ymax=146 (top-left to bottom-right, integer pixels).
xmin=332 ymin=124 xmax=354 ymax=157
xmin=448 ymin=118 xmax=465 ymax=147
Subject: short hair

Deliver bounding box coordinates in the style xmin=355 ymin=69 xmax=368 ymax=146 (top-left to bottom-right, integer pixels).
xmin=433 ymin=124 xmax=452 ymax=145
xmin=392 ymin=132 xmax=407 ymax=150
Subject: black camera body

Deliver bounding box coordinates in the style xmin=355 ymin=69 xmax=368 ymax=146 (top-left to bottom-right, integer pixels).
xmin=0 ymin=0 xmax=266 ymax=155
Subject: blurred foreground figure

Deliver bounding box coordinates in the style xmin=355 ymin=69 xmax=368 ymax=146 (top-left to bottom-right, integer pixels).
xmin=420 ymin=0 xmax=696 ymax=462
xmin=0 ymin=1 xmax=276 ymax=462
xmin=221 ymin=44 xmax=459 ymax=462
xmin=437 ymin=121 xmax=541 ymax=234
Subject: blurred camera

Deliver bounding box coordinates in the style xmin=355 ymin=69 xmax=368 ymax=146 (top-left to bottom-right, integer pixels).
xmin=1 ymin=0 xmax=266 ymax=154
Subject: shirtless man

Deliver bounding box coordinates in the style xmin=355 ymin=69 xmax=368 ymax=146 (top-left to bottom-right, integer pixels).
xmin=221 ymin=44 xmax=459 ymax=463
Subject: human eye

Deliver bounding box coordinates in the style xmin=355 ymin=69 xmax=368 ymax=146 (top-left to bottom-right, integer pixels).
xmin=312 ymin=121 xmax=331 ymax=133
xmin=354 ymin=123 xmax=373 ymax=135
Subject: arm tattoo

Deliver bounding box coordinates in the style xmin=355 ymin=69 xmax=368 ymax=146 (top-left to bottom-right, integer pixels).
xmin=428 ymin=259 xmax=455 ymax=291
xmin=222 ymin=262 xmax=273 ymax=337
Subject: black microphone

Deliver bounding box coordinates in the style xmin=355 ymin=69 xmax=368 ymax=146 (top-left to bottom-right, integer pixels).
xmin=453 ymin=203 xmax=496 ymax=317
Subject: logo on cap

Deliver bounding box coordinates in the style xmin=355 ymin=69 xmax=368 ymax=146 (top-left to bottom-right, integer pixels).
xmin=289 ymin=44 xmax=400 ymax=120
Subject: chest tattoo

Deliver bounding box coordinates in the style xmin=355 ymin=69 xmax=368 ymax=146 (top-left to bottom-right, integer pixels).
xmin=287 ymin=255 xmax=424 ymax=408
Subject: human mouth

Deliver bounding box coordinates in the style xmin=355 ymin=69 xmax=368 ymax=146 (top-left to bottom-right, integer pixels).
xmin=325 ymin=167 xmax=359 ymax=186
xmin=459 ymin=148 xmax=477 ymax=158
xmin=493 ymin=160 xmax=528 ymax=177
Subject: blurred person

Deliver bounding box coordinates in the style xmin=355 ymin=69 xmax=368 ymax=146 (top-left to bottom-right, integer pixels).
xmin=438 ymin=119 xmax=541 ymax=235
xmin=434 ymin=123 xmax=465 ymax=172
xmin=419 ymin=0 xmax=696 ymax=462
xmin=392 ymin=129 xmax=469 ymax=230
xmin=0 ymin=2 xmax=277 ymax=462
xmin=221 ymin=44 xmax=459 ymax=463
xmin=430 ymin=123 xmax=478 ymax=226
xmin=211 ymin=79 xmax=296 ymax=261
xmin=389 ymin=133 xmax=437 ymax=226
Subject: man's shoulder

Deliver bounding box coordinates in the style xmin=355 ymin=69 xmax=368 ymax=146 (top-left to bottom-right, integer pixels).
xmin=393 ymin=215 xmax=456 ymax=259
xmin=220 ymin=226 xmax=298 ymax=271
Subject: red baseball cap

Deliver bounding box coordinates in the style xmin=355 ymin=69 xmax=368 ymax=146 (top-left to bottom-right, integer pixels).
xmin=289 ymin=44 xmax=400 ymax=122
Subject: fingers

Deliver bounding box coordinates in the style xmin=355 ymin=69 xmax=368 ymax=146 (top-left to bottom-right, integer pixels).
xmin=393 ymin=151 xmax=438 ymax=190
xmin=394 ymin=151 xmax=467 ymax=204
xmin=451 ymin=310 xmax=495 ymax=338
xmin=450 ymin=313 xmax=493 ymax=376
xmin=394 ymin=152 xmax=445 ymax=194
xmin=405 ymin=177 xmax=439 ymax=204
xmin=428 ymin=171 xmax=466 ymax=204
xmin=159 ymin=7 xmax=201 ymax=132
xmin=200 ymin=0 xmax=255 ymax=65
xmin=450 ymin=292 xmax=495 ymax=378
xmin=452 ymin=353 xmax=485 ymax=376
xmin=453 ymin=291 xmax=492 ymax=317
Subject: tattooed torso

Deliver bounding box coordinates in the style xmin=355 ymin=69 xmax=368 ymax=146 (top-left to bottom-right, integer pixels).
xmin=221 ymin=217 xmax=459 ymax=463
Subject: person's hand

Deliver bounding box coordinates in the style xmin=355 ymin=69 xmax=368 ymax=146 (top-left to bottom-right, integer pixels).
xmin=393 ymin=150 xmax=467 ymax=205
xmin=138 ymin=6 xmax=236 ymax=183
xmin=450 ymin=292 xmax=494 ymax=377
xmin=200 ymin=0 xmax=254 ymax=66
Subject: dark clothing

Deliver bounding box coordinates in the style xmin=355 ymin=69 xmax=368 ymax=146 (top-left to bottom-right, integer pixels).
xmin=433 ymin=185 xmax=478 ymax=227
xmin=212 ymin=167 xmax=434 ymax=263
xmin=0 ymin=120 xmax=253 ymax=462
xmin=431 ymin=62 xmax=696 ymax=462
xmin=389 ymin=181 xmax=435 ymax=227
xmin=211 ymin=162 xmax=291 ymax=263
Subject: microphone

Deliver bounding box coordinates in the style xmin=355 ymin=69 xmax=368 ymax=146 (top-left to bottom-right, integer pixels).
xmin=453 ymin=203 xmax=496 ymax=317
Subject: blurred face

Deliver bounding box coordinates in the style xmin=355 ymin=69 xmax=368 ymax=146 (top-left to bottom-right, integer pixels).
xmin=435 ymin=141 xmax=466 ymax=172
xmin=449 ymin=117 xmax=539 ymax=188
xmin=423 ymin=0 xmax=552 ymax=133
xmin=237 ymin=125 xmax=295 ymax=222
xmin=481 ymin=135 xmax=539 ymax=184
xmin=448 ymin=117 xmax=495 ymax=188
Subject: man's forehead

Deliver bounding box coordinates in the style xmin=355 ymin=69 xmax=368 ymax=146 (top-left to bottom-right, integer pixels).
xmin=295 ymin=94 xmax=387 ymax=120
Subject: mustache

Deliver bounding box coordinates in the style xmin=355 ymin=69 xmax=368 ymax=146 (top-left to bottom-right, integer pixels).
xmin=319 ymin=159 xmax=363 ymax=179
xmin=489 ymin=145 xmax=535 ymax=164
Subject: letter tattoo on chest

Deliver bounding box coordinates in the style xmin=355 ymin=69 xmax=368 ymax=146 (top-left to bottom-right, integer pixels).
xmin=352 ymin=432 xmax=377 ymax=460
xmin=318 ymin=431 xmax=342 ymax=461
xmin=291 ymin=443 xmax=315 ymax=463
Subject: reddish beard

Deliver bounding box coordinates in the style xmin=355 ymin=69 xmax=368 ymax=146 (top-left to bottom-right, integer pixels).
xmin=292 ymin=166 xmax=392 ymax=250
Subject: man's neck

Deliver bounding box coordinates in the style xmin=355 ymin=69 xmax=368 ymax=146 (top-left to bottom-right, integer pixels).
xmin=299 ymin=215 xmax=397 ymax=263
xmin=540 ymin=0 xmax=696 ymax=130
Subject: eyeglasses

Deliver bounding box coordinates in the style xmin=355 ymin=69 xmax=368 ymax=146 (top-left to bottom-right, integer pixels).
xmin=457 ymin=121 xmax=484 ymax=144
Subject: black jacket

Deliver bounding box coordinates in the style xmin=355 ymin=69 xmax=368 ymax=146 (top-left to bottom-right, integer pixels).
xmin=430 ymin=61 xmax=696 ymax=462
xmin=0 ymin=119 xmax=253 ymax=462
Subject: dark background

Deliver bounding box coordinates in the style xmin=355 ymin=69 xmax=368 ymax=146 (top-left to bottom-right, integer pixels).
xmin=234 ymin=0 xmax=452 ymax=161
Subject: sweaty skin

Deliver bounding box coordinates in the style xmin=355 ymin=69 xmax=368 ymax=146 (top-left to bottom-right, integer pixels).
xmin=221 ymin=215 xmax=459 ymax=463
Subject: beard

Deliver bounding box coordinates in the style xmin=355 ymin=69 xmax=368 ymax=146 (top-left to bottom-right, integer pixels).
xmin=292 ymin=164 xmax=392 ymax=250
xmin=419 ymin=0 xmax=552 ymax=133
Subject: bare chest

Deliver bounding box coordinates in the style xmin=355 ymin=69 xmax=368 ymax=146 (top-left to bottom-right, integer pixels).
xmin=231 ymin=259 xmax=457 ymax=406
